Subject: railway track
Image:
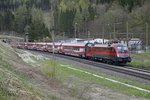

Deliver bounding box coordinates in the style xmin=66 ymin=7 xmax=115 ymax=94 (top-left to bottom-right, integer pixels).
xmin=28 ymin=50 xmax=150 ymax=81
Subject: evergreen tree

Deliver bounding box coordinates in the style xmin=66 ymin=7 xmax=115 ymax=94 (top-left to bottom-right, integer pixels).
xmin=3 ymin=10 xmax=14 ymax=30
xmin=29 ymin=7 xmax=49 ymax=41
xmin=14 ymin=5 xmax=30 ymax=33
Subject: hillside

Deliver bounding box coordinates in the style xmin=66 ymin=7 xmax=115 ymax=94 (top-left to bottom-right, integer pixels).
xmin=0 ymin=42 xmax=73 ymax=99
xmin=0 ymin=41 xmax=36 ymax=99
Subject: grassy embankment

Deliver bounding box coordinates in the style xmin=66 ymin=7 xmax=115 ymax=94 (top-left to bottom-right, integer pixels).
xmin=0 ymin=42 xmax=61 ymax=99
xmin=0 ymin=42 xmax=38 ymax=99
xmin=40 ymin=59 xmax=150 ymax=99
xmin=128 ymin=51 xmax=150 ymax=70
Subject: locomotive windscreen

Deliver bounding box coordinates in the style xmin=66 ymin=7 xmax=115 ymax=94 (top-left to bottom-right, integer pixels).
xmin=117 ymin=45 xmax=128 ymax=53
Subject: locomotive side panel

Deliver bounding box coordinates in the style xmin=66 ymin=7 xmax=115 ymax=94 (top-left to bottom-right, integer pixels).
xmin=85 ymin=46 xmax=117 ymax=62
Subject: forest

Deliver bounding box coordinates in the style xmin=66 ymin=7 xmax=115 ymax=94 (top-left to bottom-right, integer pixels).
xmin=0 ymin=0 xmax=149 ymax=43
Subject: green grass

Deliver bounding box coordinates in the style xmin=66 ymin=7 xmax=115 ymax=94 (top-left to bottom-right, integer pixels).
xmin=0 ymin=63 xmax=38 ymax=99
xmin=41 ymin=60 xmax=150 ymax=98
xmin=0 ymin=63 xmax=46 ymax=100
xmin=0 ymin=43 xmax=63 ymax=99
xmin=129 ymin=51 xmax=150 ymax=69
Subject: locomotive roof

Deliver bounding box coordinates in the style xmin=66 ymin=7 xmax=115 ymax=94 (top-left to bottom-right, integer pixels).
xmin=93 ymin=44 xmax=110 ymax=47
xmin=93 ymin=43 xmax=127 ymax=47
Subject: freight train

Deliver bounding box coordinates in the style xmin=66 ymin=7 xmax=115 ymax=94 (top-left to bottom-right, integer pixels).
xmin=12 ymin=40 xmax=131 ymax=64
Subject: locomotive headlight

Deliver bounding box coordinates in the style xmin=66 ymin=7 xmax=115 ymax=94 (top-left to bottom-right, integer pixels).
xmin=117 ymin=54 xmax=124 ymax=57
xmin=117 ymin=54 xmax=129 ymax=58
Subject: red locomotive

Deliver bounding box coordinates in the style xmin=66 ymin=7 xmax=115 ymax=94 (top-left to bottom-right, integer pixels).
xmin=85 ymin=43 xmax=131 ymax=64
xmin=14 ymin=40 xmax=131 ymax=64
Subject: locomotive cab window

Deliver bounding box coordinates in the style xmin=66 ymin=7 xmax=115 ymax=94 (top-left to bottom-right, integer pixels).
xmin=117 ymin=45 xmax=128 ymax=53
